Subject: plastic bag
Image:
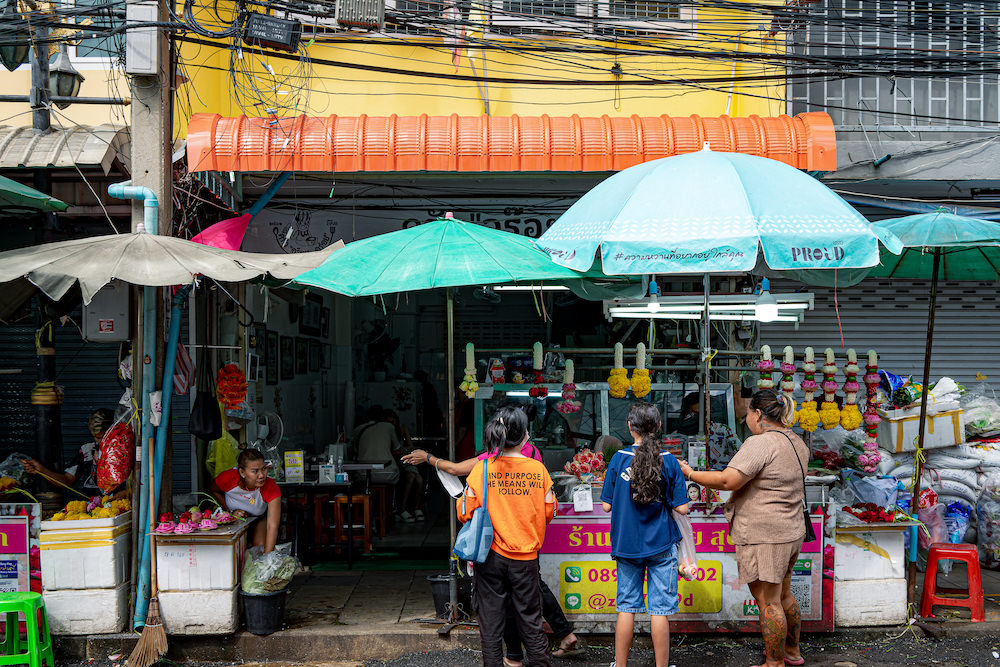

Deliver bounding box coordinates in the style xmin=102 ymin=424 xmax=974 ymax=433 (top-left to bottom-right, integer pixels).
xmin=673 ymin=510 xmax=697 ymax=581
xmin=842 ymin=470 xmax=901 ymax=507
xmin=97 ymin=402 xmax=135 ymax=492
xmin=241 ymin=543 xmax=299 ymax=594
xmin=945 ymin=502 xmax=971 ymax=544
xmin=0 ymin=453 xmax=30 ymax=486
xmin=918 ymin=502 xmax=947 ymax=551
xmin=977 ymin=471 xmax=1000 ymax=569
xmin=961 ymin=382 xmax=1000 ymax=438
xmin=206 ymin=431 xmax=240 ymax=479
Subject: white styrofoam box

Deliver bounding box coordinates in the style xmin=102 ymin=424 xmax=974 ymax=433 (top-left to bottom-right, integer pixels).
xmin=40 ymin=510 xmax=131 ymax=531
xmin=834 ymin=578 xmax=907 ymax=627
xmin=834 ymin=529 xmax=906 ymax=581
xmin=41 ymin=531 xmax=130 ymax=590
xmin=158 ymin=586 xmax=239 ymax=635
xmin=877 ymin=408 xmax=965 ymax=453
xmin=156 ymin=539 xmax=246 ymax=591
xmin=44 ymin=582 xmax=129 ymax=635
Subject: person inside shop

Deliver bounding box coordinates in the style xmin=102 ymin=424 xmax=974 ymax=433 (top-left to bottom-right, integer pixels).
xmin=355 ymin=407 xmax=425 ymax=522
xmin=210 ymin=448 xmax=281 ymax=553
xmin=679 ymin=389 xmax=808 ymax=667
xmin=23 ymin=408 xmax=127 ymax=497
xmin=600 ymin=402 xmax=689 ymax=667
xmin=677 ymin=391 xmax=742 ymax=466
xmin=402 ymin=403 xmax=584 ymax=661
xmin=383 ymin=409 xmax=424 ymax=522
xmin=458 ymin=405 xmax=557 ymax=667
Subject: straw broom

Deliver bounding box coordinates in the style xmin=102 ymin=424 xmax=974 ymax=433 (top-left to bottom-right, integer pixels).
xmin=129 ymin=440 xmax=168 ymax=667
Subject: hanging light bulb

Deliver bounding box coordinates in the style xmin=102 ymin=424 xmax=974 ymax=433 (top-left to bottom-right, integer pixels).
xmin=0 ymin=0 xmax=29 ymax=71
xmin=756 ymin=278 xmax=779 ymax=323
xmin=49 ymin=44 xmax=85 ymax=109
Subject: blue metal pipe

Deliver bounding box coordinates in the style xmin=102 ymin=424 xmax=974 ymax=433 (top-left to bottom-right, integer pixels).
xmin=107 ymin=180 xmax=161 ymax=628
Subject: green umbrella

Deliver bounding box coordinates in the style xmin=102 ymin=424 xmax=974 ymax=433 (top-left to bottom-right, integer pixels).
xmin=294 ymin=217 xmax=600 ymax=619
xmin=866 ymin=210 xmax=1000 ymax=604
xmin=293 ymin=216 xmax=587 ymax=296
xmin=0 ymin=174 xmax=69 ymax=212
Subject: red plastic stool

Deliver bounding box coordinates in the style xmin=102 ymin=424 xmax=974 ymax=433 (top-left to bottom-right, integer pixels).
xmin=920 ymin=543 xmax=985 ymax=622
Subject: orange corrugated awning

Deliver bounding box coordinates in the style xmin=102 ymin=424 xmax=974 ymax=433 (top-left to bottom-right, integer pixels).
xmin=187 ymin=111 xmax=836 ymax=174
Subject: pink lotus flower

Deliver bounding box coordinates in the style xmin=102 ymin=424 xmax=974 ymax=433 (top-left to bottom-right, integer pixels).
xmin=863 ymin=412 xmax=881 ymax=426
xmin=779 ymin=362 xmax=795 ymax=374
xmin=579 ymin=463 xmax=592 ymax=474
xmin=863 ymin=373 xmax=879 ymax=385
xmin=757 ymin=360 xmax=775 ymax=372
xmin=843 ymin=381 xmax=861 ymax=393
xmin=801 ymin=380 xmax=819 ymax=392
xmin=821 ymin=380 xmax=838 ymax=392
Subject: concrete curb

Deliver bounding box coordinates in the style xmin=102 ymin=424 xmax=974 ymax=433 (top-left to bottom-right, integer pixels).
xmin=54 ymin=621 xmax=1000 ymax=662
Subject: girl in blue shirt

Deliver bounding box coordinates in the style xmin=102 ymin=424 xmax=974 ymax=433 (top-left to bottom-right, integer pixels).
xmin=600 ymin=402 xmax=689 ymax=667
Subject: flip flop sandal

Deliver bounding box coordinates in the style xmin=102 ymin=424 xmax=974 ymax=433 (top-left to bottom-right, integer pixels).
xmin=761 ymin=651 xmax=805 ymax=666
xmin=552 ymin=642 xmax=586 ymax=658
xmin=503 ymin=658 xmax=522 ymax=667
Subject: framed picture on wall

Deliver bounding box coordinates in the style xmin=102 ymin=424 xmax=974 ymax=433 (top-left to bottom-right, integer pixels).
xmin=266 ymin=331 xmax=279 ymax=385
xmin=296 ymin=337 xmax=308 ymax=374
xmin=300 ymin=293 xmax=322 ymax=336
xmin=320 ymin=307 xmax=331 ymax=338
xmin=248 ymin=353 xmax=261 ymax=382
xmin=321 ymin=343 xmax=332 ymax=370
xmin=309 ymin=340 xmax=320 ymax=372
xmin=280 ymin=336 xmax=294 ymax=380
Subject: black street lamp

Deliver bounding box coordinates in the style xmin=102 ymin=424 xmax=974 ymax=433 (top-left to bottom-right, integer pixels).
xmin=0 ymin=0 xmax=29 ymax=71
xmin=49 ymin=44 xmax=84 ymax=109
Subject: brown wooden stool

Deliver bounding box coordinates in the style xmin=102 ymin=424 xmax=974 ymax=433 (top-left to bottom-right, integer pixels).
xmin=332 ymin=494 xmax=373 ymax=554
xmin=369 ymin=484 xmax=391 ymax=538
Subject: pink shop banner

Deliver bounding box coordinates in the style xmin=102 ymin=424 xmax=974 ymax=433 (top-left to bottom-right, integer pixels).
xmin=541 ymin=521 xmax=822 ymax=555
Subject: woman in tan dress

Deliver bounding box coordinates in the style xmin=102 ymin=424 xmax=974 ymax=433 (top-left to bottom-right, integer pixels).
xmin=679 ymin=389 xmax=808 ymax=667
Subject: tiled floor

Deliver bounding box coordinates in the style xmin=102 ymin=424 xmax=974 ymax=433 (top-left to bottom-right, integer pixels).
xmin=286 ymin=569 xmax=441 ymax=628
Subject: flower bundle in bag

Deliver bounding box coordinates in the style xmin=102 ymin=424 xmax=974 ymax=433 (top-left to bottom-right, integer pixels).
xmin=454 ymin=460 xmax=494 ymax=563
xmin=673 ymin=509 xmax=698 ymax=581
xmin=97 ymin=404 xmax=136 ymax=492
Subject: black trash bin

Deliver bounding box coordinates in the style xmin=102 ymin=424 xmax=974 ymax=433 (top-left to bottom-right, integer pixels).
xmin=241 ymin=589 xmax=288 ymax=635
xmin=427 ymin=574 xmax=473 ymax=619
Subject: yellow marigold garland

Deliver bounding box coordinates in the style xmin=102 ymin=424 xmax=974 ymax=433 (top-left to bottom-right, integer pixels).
xmin=608 ymin=342 xmax=629 ymax=398
xmin=630 ymin=343 xmax=651 ymax=398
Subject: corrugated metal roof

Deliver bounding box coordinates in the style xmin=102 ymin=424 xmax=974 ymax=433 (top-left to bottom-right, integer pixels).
xmin=186 ymin=112 xmax=837 ymax=173
xmin=0 ymin=125 xmax=130 ymax=175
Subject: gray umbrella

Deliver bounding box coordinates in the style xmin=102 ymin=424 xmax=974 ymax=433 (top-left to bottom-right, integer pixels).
xmin=0 ymin=230 xmax=344 ymax=303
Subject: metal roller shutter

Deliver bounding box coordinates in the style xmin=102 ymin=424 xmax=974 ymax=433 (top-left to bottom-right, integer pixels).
xmin=761 ymin=279 xmax=1000 ymax=390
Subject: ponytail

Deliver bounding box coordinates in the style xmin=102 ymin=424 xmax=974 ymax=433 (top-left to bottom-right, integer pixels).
xmin=627 ymin=402 xmax=664 ymax=505
xmin=750 ymin=388 xmax=795 ymax=427
xmin=485 ymin=403 xmax=530 ymax=462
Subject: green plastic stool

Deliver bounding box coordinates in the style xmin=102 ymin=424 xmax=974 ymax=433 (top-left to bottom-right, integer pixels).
xmin=0 ymin=592 xmax=54 ymax=666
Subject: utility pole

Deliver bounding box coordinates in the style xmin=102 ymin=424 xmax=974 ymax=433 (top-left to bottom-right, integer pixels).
xmin=28 ymin=25 xmax=49 ymax=133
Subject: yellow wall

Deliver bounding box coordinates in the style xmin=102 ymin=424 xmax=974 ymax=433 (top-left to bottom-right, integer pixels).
xmin=0 ymin=2 xmax=787 ymax=137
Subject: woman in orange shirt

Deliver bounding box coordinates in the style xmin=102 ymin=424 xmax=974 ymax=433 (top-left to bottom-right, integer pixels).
xmin=458 ymin=405 xmax=557 ymax=667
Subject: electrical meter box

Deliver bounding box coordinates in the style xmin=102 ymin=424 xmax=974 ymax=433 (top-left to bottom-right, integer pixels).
xmin=82 ymin=282 xmax=130 ymax=342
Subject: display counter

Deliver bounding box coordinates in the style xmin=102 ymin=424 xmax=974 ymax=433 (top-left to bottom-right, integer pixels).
xmin=155 ymin=519 xmax=255 ymax=635
xmin=539 ymin=496 xmax=833 ymax=633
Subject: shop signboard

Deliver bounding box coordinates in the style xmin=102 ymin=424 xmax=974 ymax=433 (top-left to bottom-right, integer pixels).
xmin=0 ymin=516 xmax=30 ymax=593
xmin=539 ymin=504 xmax=833 ymax=632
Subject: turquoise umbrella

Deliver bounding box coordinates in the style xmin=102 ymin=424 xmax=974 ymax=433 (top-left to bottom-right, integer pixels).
xmin=537 ymin=147 xmax=901 ymax=275
xmin=293 ymin=216 xmax=588 ymax=296
xmin=863 ymin=210 xmax=1000 ymax=604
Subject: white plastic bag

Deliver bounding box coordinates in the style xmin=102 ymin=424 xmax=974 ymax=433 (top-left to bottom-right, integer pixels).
xmin=673 ymin=510 xmax=698 ymax=581
xmin=241 ymin=543 xmax=299 ymax=594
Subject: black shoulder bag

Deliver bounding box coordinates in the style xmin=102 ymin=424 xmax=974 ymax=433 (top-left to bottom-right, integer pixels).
xmin=770 ymin=430 xmax=817 ymax=543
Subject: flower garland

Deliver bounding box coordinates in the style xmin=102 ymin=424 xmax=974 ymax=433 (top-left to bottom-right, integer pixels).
xmin=630 ymin=343 xmax=651 ymax=399
xmin=842 ymin=502 xmax=909 ymax=524
xmin=459 ymin=342 xmax=479 ymax=399
xmin=608 ymin=342 xmax=629 ymax=399
xmin=217 ymin=364 xmax=248 ymax=409
xmin=840 ymin=348 xmax=863 ymax=431
xmin=780 ymin=346 xmax=797 ymax=423
xmin=557 ymin=360 xmax=581 ymax=413
xmin=757 ymin=345 xmax=775 ymax=389
xmin=819 ymin=348 xmax=841 ymax=430
xmin=798 ymin=347 xmax=820 ymax=432
xmin=860 ymin=350 xmax=883 ymax=473
xmin=529 ymin=342 xmax=548 ymax=398
xmin=564 ymin=448 xmax=605 ymax=481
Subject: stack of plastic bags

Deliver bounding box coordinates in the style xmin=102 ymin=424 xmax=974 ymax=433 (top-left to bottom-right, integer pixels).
xmin=979 ymin=471 xmax=1000 ymax=569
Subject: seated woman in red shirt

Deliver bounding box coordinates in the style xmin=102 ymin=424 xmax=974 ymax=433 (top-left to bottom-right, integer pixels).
xmin=210 ymin=449 xmax=281 ymax=553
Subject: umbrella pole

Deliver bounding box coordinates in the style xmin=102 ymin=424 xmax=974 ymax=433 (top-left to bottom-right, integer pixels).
xmin=446 ymin=287 xmax=459 ymax=622
xmin=702 ymin=274 xmax=711 ymax=467
xmin=907 ymin=248 xmax=941 ymax=605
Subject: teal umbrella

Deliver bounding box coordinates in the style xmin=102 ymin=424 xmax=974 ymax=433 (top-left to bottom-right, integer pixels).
xmin=0 ymin=174 xmax=68 ymax=212
xmin=294 ymin=217 xmax=599 ymax=619
xmin=537 ymin=146 xmax=901 ymax=275
xmin=294 ymin=217 xmax=588 ymax=296
xmin=867 ymin=210 xmax=1000 ymax=604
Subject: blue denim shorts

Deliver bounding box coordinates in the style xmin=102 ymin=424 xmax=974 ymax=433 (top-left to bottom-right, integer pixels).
xmin=615 ymin=545 xmax=679 ymax=615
